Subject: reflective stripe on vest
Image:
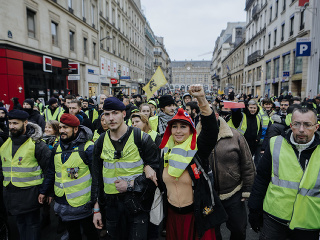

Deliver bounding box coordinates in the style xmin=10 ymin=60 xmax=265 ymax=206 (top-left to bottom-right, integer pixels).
xmin=54 ymin=142 xmax=92 ymax=207
xmin=101 ymin=129 xmax=144 ymax=194
xmin=229 ymin=113 xmax=261 ymax=135
xmin=163 ymin=134 xmax=198 ymax=178
xmin=263 ymin=135 xmax=320 ymax=229
xmin=0 ymin=138 xmax=43 ymax=187
xmin=258 ymin=107 xmax=270 ymax=129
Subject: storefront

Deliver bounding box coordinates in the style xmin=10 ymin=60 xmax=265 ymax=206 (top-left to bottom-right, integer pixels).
xmin=0 ymin=45 xmax=67 ymax=108
xmin=86 ymin=65 xmax=100 ymax=98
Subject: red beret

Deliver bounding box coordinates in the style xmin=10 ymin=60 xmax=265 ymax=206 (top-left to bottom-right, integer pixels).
xmin=60 ymin=113 xmax=80 ymax=127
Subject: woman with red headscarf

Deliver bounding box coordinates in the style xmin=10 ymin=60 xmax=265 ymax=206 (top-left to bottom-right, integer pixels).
xmin=158 ymin=85 xmax=227 ymax=240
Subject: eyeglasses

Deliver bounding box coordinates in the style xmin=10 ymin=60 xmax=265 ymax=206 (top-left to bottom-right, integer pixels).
xmin=292 ymin=122 xmax=317 ymax=129
xmin=280 ymin=104 xmax=289 ymax=106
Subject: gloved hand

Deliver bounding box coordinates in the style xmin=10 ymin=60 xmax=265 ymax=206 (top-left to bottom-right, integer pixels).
xmin=248 ymin=208 xmax=263 ymax=233
xmin=271 ymin=114 xmax=282 ymax=123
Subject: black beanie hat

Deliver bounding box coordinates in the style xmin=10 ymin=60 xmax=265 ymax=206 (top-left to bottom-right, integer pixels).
xmin=48 ymin=97 xmax=58 ymax=106
xmin=159 ymin=95 xmax=175 ymax=109
xmin=23 ymin=99 xmax=34 ymax=108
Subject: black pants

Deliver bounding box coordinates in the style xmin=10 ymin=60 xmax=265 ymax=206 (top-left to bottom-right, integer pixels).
xmin=260 ymin=213 xmax=319 ymax=240
xmin=64 ymin=215 xmax=99 ymax=240
xmin=15 ymin=209 xmax=41 ymax=240
xmin=215 ymin=191 xmax=247 ymax=240
xmin=104 ymin=194 xmax=148 ymax=240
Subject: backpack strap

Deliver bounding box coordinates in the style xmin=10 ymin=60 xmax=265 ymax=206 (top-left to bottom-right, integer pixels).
xmin=133 ymin=127 xmax=144 ymax=160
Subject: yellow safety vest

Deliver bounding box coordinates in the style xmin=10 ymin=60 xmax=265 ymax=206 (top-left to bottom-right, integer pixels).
xmin=227 ymin=113 xmax=261 ymax=135
xmin=85 ymin=109 xmax=99 ymax=123
xmin=147 ymin=130 xmax=158 ymax=142
xmin=163 ymin=134 xmax=198 ymax=178
xmin=0 ymin=138 xmax=43 ymax=187
xmin=92 ymin=130 xmax=100 ymax=142
xmin=258 ymin=106 xmax=270 ymax=129
xmin=101 ymin=130 xmax=144 ymax=194
xmin=44 ymin=107 xmax=63 ymax=122
xmin=54 ymin=142 xmax=93 ymax=207
xmin=149 ymin=116 xmax=159 ymax=132
xmin=263 ymin=136 xmax=320 ymax=230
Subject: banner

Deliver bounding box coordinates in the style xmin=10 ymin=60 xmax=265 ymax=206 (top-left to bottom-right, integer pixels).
xmin=223 ymin=101 xmax=245 ymax=109
xmin=101 ymin=57 xmax=105 ymax=75
xmin=107 ymin=60 xmax=111 ymax=77
xmin=113 ymin=62 xmax=117 ymax=78
xmin=143 ymin=66 xmax=167 ymax=100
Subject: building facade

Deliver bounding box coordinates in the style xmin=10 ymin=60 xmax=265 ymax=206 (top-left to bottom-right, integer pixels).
xmin=171 ymin=60 xmax=212 ymax=93
xmin=154 ymin=36 xmax=171 ymax=82
xmin=145 ymin=20 xmax=156 ymax=85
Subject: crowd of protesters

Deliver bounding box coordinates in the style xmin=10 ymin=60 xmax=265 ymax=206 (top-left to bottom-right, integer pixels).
xmin=1 ymin=86 xmax=320 ymax=240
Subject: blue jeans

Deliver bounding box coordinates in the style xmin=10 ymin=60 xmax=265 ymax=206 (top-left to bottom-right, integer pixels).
xmin=15 ymin=209 xmax=40 ymax=240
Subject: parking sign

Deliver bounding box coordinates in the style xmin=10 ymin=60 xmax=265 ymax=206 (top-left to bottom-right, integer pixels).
xmin=296 ymin=38 xmax=311 ymax=57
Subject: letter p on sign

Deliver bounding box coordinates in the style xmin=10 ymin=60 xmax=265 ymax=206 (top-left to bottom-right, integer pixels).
xmin=296 ymin=38 xmax=311 ymax=57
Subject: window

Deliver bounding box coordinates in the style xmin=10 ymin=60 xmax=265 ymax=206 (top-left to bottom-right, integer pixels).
xmin=93 ymin=42 xmax=96 ymax=59
xmin=51 ymin=22 xmax=58 ymax=46
xmin=257 ymin=66 xmax=262 ymax=81
xmin=82 ymin=0 xmax=86 ymax=18
xmin=275 ymin=0 xmax=279 ymax=17
xmin=68 ymin=0 xmax=72 ymax=8
xmin=281 ymin=23 xmax=285 ymax=41
xmin=106 ymin=1 xmax=109 ymax=18
xmin=268 ymin=33 xmax=271 ymax=49
xmin=290 ymin=16 xmax=294 ymax=36
xmin=283 ymin=0 xmax=286 ymax=11
xmin=269 ymin=6 xmax=272 ymax=22
xmin=274 ymin=29 xmax=277 ymax=46
xmin=69 ymin=30 xmax=75 ymax=51
xmin=27 ymin=9 xmax=36 ymax=38
xmin=300 ymin=9 xmax=305 ymax=30
xmin=274 ymin=58 xmax=280 ymax=78
xmin=91 ymin=5 xmax=95 ymax=26
xmin=283 ymin=54 xmax=290 ymax=72
xmin=266 ymin=62 xmax=271 ymax=79
xmin=294 ymin=55 xmax=303 ymax=74
xmin=83 ymin=38 xmax=87 ymax=56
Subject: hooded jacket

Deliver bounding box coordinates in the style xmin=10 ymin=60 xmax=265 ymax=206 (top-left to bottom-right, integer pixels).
xmin=0 ymin=122 xmax=51 ymax=215
xmin=209 ymin=117 xmax=255 ymax=200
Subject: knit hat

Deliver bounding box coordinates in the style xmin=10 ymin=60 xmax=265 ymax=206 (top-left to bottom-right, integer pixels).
xmin=159 ymin=95 xmax=175 ymax=109
xmin=0 ymin=107 xmax=8 ymax=115
xmin=103 ymin=97 xmax=126 ymax=111
xmin=159 ymin=108 xmax=197 ymax=150
xmin=88 ymin=98 xmax=95 ymax=104
xmin=48 ymin=97 xmax=58 ymax=106
xmin=60 ymin=113 xmax=80 ymax=127
xmin=8 ymin=109 xmax=29 ymax=120
xmin=148 ymin=100 xmax=157 ymax=108
xmin=23 ymin=99 xmax=34 ymax=108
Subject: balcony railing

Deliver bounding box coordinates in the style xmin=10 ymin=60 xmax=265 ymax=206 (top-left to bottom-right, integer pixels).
xmin=252 ymin=5 xmax=260 ymax=20
xmin=245 ymin=0 xmax=255 ymax=11
xmin=154 ymin=62 xmax=162 ymax=66
xmin=247 ymin=50 xmax=261 ymax=64
xmin=154 ymin=51 xmax=162 ymax=56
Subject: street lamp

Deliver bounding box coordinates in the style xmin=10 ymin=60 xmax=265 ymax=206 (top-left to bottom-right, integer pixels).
xmin=99 ymin=36 xmax=112 ymax=41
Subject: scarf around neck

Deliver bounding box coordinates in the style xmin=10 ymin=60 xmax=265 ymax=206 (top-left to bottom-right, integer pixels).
xmin=158 ymin=111 xmax=173 ymax=135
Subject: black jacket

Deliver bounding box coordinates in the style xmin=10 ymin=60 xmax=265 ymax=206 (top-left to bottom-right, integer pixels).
xmin=91 ymin=126 xmax=160 ymax=207
xmin=27 ymin=109 xmax=46 ymax=132
xmin=0 ymin=122 xmax=51 ymax=215
xmin=158 ymin=111 xmax=227 ymax=238
xmin=248 ymin=131 xmax=320 ymax=223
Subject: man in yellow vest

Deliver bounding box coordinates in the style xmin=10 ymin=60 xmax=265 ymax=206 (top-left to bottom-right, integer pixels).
xmin=0 ymin=109 xmax=51 ymax=240
xmin=83 ymin=98 xmax=99 ymax=123
xmin=149 ymin=95 xmax=176 ymax=136
xmin=248 ymin=107 xmax=320 ymax=239
xmin=44 ymin=97 xmax=63 ymax=122
xmin=38 ymin=113 xmax=98 ymax=240
xmin=91 ymin=97 xmax=159 ymax=240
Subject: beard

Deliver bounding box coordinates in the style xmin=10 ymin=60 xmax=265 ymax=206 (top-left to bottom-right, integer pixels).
xmin=10 ymin=125 xmax=25 ymax=137
xmin=60 ymin=131 xmax=76 ymax=143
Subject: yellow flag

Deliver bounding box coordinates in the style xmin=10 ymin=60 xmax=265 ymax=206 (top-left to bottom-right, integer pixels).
xmin=218 ymin=89 xmax=224 ymax=95
xmin=143 ymin=66 xmax=168 ymax=100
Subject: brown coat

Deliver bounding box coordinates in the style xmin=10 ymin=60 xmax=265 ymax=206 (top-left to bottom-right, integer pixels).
xmin=209 ymin=117 xmax=255 ymax=200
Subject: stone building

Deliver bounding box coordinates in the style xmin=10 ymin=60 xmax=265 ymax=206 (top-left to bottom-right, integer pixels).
xmin=145 ymin=20 xmax=156 ymax=85
xmin=171 ymin=60 xmax=212 ymax=93
xmin=154 ymin=36 xmax=171 ymax=83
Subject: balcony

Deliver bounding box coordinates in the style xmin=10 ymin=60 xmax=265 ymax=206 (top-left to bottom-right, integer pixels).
xmin=154 ymin=51 xmax=162 ymax=56
xmin=245 ymin=0 xmax=255 ymax=11
xmin=252 ymin=5 xmax=260 ymax=20
xmin=247 ymin=50 xmax=261 ymax=65
xmin=154 ymin=62 xmax=162 ymax=67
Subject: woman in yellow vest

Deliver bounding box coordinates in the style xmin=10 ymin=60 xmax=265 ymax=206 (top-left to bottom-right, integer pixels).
xmin=130 ymin=112 xmax=161 ymax=147
xmin=139 ymin=103 xmax=153 ymax=119
xmin=43 ymin=120 xmax=59 ymax=149
xmin=158 ymin=85 xmax=227 ymax=240
xmin=92 ymin=114 xmax=108 ymax=142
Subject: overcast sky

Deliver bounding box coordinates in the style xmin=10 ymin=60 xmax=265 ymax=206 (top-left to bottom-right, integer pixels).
xmin=141 ymin=0 xmax=247 ymax=61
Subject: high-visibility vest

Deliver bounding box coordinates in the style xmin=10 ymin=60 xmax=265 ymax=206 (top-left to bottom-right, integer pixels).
xmin=163 ymin=134 xmax=198 ymax=178
xmin=227 ymin=113 xmax=261 ymax=135
xmin=85 ymin=109 xmax=99 ymax=123
xmin=147 ymin=130 xmax=158 ymax=142
xmin=44 ymin=107 xmax=63 ymax=122
xmin=101 ymin=130 xmax=144 ymax=194
xmin=149 ymin=116 xmax=159 ymax=132
xmin=258 ymin=106 xmax=270 ymax=140
xmin=0 ymin=138 xmax=43 ymax=187
xmin=263 ymin=136 xmax=320 ymax=230
xmin=54 ymin=142 xmax=93 ymax=207
xmin=92 ymin=130 xmax=100 ymax=142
